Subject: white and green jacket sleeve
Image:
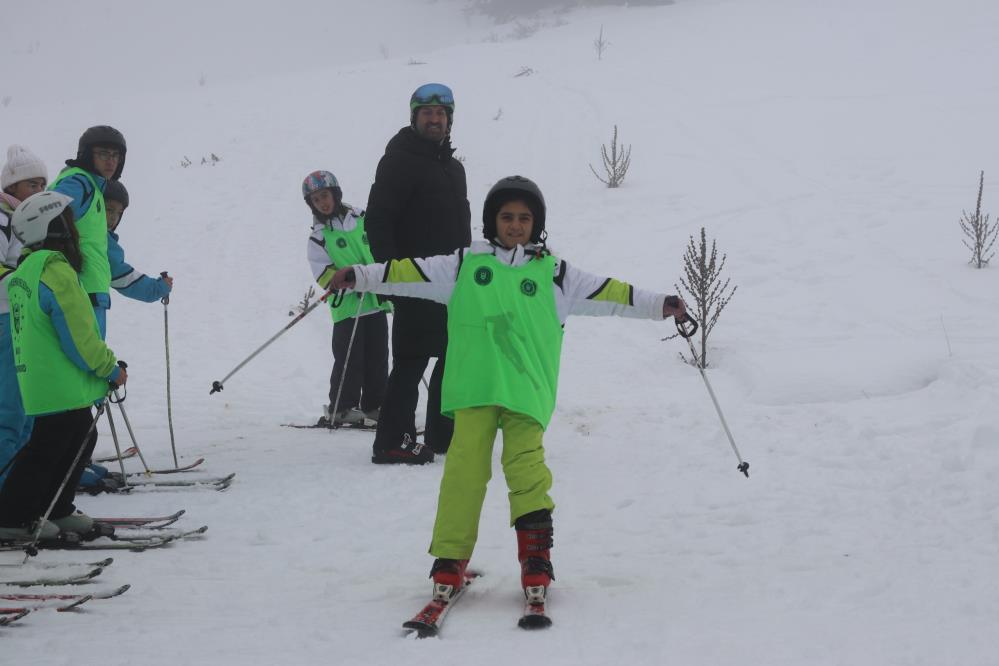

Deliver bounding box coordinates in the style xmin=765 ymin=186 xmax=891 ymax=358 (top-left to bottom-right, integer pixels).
xmin=351 ymin=240 xmax=668 ymax=324
xmin=306 ymin=206 xmax=365 ymax=290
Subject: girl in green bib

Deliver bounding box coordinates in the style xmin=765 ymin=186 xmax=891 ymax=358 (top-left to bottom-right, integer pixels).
xmin=330 ymin=176 xmax=687 ymax=618
xmin=0 ymin=191 xmax=126 ymax=542
xmin=304 ymin=170 xmax=390 ymax=428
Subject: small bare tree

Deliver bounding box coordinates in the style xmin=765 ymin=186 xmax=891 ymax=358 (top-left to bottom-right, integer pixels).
xmin=673 ymin=228 xmax=738 ymax=369
xmin=594 ymin=25 xmax=609 ymax=60
xmin=289 ymin=285 xmax=316 ymax=316
xmin=960 ymin=170 xmax=997 ymax=268
xmin=589 ymin=125 xmax=631 ymax=188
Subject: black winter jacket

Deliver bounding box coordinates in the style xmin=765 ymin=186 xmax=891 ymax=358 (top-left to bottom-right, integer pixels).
xmin=365 ymin=127 xmax=471 ymax=357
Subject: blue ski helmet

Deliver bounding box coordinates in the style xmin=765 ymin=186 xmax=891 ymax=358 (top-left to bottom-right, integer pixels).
xmin=410 ymin=83 xmax=455 ymax=127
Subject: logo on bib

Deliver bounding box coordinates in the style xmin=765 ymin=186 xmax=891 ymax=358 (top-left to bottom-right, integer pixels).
xmin=520 ymin=278 xmax=538 ymax=296
xmin=336 ymin=238 xmax=348 ymax=249
xmin=474 ymin=266 xmax=493 ymax=286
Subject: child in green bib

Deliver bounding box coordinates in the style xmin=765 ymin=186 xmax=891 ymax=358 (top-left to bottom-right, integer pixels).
xmin=330 ymin=175 xmax=687 ymax=621
xmin=304 ymin=170 xmax=391 ymax=428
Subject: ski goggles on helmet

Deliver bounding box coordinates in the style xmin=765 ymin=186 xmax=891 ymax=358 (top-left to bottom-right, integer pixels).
xmin=410 ymin=83 xmax=455 ymax=111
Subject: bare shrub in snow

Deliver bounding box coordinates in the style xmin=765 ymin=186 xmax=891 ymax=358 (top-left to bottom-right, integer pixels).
xmin=673 ymin=227 xmax=738 ymax=369
xmin=589 ymin=125 xmax=631 ymax=188
xmin=290 ymin=285 xmax=316 ymax=316
xmin=2 ymin=96 xmax=11 ymax=108
xmin=514 ymin=66 xmax=534 ymax=77
xmin=594 ymin=25 xmax=609 ymax=60
xmin=960 ymin=170 xmax=997 ymax=268
xmin=493 ymin=108 xmax=503 ymax=121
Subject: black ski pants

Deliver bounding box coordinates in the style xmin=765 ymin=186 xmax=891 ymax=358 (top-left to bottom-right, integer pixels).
xmin=329 ymin=311 xmax=389 ymax=413
xmin=372 ymin=352 xmax=453 ymax=455
xmin=0 ymin=407 xmax=97 ymax=527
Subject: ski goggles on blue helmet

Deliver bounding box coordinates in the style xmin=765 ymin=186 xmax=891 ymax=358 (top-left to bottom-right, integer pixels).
xmin=409 ymin=83 xmax=455 ymax=112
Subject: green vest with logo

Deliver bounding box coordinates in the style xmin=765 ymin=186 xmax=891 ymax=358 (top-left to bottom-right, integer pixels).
xmin=50 ymin=167 xmax=110 ymax=296
xmin=441 ymin=253 xmax=564 ymax=429
xmin=7 ymin=250 xmax=109 ymax=414
xmin=322 ymin=216 xmax=391 ymax=323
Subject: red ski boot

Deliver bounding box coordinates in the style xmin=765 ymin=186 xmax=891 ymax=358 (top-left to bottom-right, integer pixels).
xmin=429 ymin=558 xmax=470 ymax=601
xmin=515 ymin=509 xmax=554 ymax=603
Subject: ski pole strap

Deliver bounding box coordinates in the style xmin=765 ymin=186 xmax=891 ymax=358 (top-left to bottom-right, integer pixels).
xmin=674 ymin=315 xmax=699 ymax=339
xmin=160 ymin=271 xmax=170 ymax=305
xmin=328 ymin=289 xmax=345 ymax=308
xmin=109 ymin=361 xmax=128 ymax=403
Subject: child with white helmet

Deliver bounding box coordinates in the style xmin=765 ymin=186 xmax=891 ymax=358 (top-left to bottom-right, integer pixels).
xmin=0 ymin=191 xmax=126 ymax=542
xmin=303 ymin=170 xmax=391 ymax=428
xmin=0 ymin=144 xmax=49 ymax=488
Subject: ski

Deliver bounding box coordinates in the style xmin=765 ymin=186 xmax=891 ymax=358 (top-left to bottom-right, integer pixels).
xmin=18 ymin=528 xmax=201 ymax=552
xmin=125 ymin=460 xmax=206 ymax=478
xmin=284 ymin=421 xmax=425 ymax=434
xmin=1 ymin=595 xmax=93 ymax=612
xmin=93 ymin=511 xmax=185 ymax=529
xmin=0 ymin=566 xmax=105 ymax=587
xmin=1 ymin=557 xmax=114 ymax=570
xmin=109 ymin=525 xmax=208 ymax=542
xmin=402 ymin=572 xmax=479 ymax=638
xmin=283 ymin=421 xmax=376 ymax=431
xmin=93 ymin=446 xmax=139 ymax=463
xmin=143 ymin=458 xmax=206 ymax=474
xmin=1 ymin=583 xmax=130 ymax=607
xmin=0 ymin=609 xmax=30 ymax=626
xmin=124 ymin=473 xmax=235 ymax=490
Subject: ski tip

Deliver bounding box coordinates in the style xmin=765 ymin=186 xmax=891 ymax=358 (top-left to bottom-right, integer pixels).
xmin=402 ymin=621 xmax=439 ymax=639
xmin=57 ymin=595 xmax=93 ymax=612
xmin=0 ymin=609 xmax=30 ymax=625
xmin=518 ymin=613 xmax=553 ymax=630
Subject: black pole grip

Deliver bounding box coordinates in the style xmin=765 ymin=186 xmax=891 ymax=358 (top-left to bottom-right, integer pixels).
xmin=160 ymin=272 xmax=170 ymax=305
xmin=210 ymin=380 xmax=224 ymax=395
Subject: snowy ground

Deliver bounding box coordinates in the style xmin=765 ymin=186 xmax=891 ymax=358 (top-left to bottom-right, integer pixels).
xmin=3 ymin=0 xmax=999 ymax=664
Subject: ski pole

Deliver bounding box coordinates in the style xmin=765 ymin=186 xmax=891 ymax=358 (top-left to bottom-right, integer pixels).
xmin=210 ymin=290 xmax=333 ymax=394
xmin=22 ymin=396 xmax=110 ymax=561
xmin=103 ymin=399 xmax=130 ymax=488
xmin=161 ymin=272 xmax=178 ymax=468
xmin=672 ymin=305 xmax=750 ymax=478
xmin=110 ymin=389 xmax=151 ymax=474
xmin=327 ymin=294 xmax=368 ymax=429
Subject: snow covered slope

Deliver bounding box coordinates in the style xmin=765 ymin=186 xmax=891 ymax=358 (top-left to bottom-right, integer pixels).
xmin=2 ymin=1 xmax=998 ymax=664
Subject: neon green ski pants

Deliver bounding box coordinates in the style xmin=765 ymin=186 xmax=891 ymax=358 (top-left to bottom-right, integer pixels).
xmin=429 ymin=406 xmax=555 ymax=560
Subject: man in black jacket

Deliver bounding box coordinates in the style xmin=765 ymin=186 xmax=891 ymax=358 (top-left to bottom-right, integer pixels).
xmin=365 ymin=83 xmax=471 ymax=465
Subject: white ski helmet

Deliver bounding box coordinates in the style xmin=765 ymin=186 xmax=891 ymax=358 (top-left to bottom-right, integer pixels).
xmin=11 ymin=191 xmax=74 ymax=249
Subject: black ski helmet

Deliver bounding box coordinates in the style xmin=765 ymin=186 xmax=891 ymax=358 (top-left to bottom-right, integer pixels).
xmin=104 ymin=180 xmax=129 ymax=210
xmin=482 ymin=175 xmax=546 ymax=243
xmin=76 ymin=125 xmax=127 ymax=180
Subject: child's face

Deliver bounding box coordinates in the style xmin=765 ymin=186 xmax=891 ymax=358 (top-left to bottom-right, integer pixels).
xmin=105 ymin=200 xmax=125 ymax=231
xmin=309 ymin=188 xmax=337 ymax=216
xmin=7 ymin=177 xmax=46 ymax=202
xmin=495 ymin=200 xmax=534 ymax=249
xmin=92 ymin=146 xmax=122 ymax=180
